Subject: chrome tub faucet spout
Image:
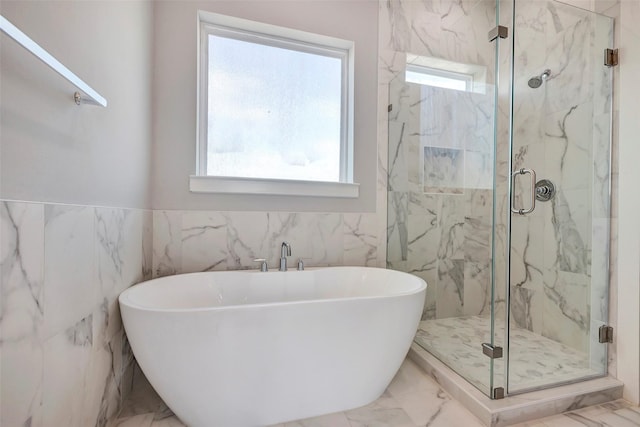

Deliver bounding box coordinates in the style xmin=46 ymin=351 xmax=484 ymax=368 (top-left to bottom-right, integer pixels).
xmin=280 ymin=242 xmax=291 ymax=271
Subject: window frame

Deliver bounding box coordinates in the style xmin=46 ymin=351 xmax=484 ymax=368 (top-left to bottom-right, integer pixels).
xmin=194 ymin=11 xmax=357 ymax=196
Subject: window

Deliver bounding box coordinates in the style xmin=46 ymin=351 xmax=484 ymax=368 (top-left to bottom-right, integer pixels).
xmin=193 ymin=11 xmax=357 ymax=197
xmin=405 ymin=64 xmax=473 ymax=92
xmin=404 ymin=54 xmax=487 ymax=95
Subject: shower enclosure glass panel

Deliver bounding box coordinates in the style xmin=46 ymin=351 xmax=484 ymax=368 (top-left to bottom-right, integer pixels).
xmin=505 ymin=1 xmax=613 ymax=393
xmin=386 ymin=0 xmax=500 ymax=398
xmin=386 ymin=0 xmax=614 ymax=400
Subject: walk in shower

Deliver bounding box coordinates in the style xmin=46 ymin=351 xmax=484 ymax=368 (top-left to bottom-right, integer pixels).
xmin=386 ymin=0 xmax=614 ymax=399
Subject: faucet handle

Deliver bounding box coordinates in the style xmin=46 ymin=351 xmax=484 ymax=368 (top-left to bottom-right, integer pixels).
xmin=253 ymin=258 xmax=268 ymax=272
xmin=297 ymin=258 xmax=305 ymax=271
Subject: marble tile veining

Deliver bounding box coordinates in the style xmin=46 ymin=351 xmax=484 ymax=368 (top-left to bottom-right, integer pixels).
xmin=110 ymin=357 xmax=634 ymax=427
xmin=1 ymin=200 xmax=149 ymax=427
xmin=415 ymin=316 xmax=599 ymax=393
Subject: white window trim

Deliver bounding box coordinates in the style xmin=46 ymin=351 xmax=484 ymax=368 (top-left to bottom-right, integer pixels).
xmin=194 ymin=10 xmax=357 ymax=197
xmin=190 ymin=175 xmax=359 ymax=198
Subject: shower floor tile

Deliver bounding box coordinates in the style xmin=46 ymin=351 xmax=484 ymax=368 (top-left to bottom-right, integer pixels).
xmin=415 ymin=315 xmax=600 ymax=393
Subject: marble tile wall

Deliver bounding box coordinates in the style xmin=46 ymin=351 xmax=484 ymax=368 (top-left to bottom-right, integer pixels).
xmin=152 ymin=210 xmax=381 ymax=277
xmin=0 ymin=200 xmax=152 ymax=427
xmin=507 ymin=0 xmax=614 ymax=360
xmin=382 ymin=0 xmax=497 ymax=322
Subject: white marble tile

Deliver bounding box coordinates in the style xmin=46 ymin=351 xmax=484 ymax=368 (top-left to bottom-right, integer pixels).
xmin=142 ymin=210 xmax=153 ymax=281
xmin=406 ymin=196 xmax=440 ymax=274
xmin=437 ymin=196 xmax=465 ymax=261
xmin=113 ymin=413 xmax=155 ymax=427
xmin=545 ymin=14 xmax=594 ymax=115
xmin=180 ymin=210 xmax=228 ymax=273
xmin=343 ymin=213 xmax=378 ymax=267
xmin=388 ymin=119 xmax=410 ymax=193
xmin=592 ymin=112 xmax=612 ymax=220
xmin=463 ymin=261 xmax=491 ymax=317
xmin=282 ymin=411 xmax=351 ymax=427
xmin=344 ymin=393 xmax=416 ymax=427
xmin=43 ymin=204 xmax=95 ymax=338
xmin=465 ymin=150 xmax=494 ymax=190
xmin=423 ymin=147 xmax=465 ymax=194
xmin=1 ymin=201 xmax=45 ymax=427
xmin=279 ymin=213 xmax=343 ymax=267
xmin=95 ymin=208 xmax=144 ymax=342
xmin=397 ymin=388 xmax=484 ymax=427
xmin=42 ymin=315 xmax=94 ymax=427
xmin=176 ymin=210 xmax=346 ymax=273
xmin=95 ymin=208 xmax=144 ymax=298
xmin=415 ymin=315 xmax=598 ymax=393
xmin=387 ymin=192 xmax=408 ymax=263
xmin=222 ymin=211 xmax=272 ymax=268
xmin=435 ymin=259 xmax=464 ymax=318
xmin=152 ymin=210 xmax=182 ymax=278
xmin=149 ymin=416 xmax=186 ymax=427
xmin=463 ymin=215 xmax=492 ymax=263
xmin=86 ymin=311 xmax=131 ymax=427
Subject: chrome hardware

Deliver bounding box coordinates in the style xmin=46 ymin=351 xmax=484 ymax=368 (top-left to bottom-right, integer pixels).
xmin=511 ymin=168 xmax=537 ymax=215
xmin=279 ymin=242 xmax=291 ymax=271
xmin=482 ymin=343 xmax=503 ymax=359
xmin=488 ymin=25 xmax=508 ymax=42
xmin=604 ymin=48 xmax=619 ymax=67
xmin=599 ymin=325 xmax=614 ymax=343
xmin=253 ymin=258 xmax=268 ymax=272
xmin=535 ymin=179 xmax=555 ymax=202
xmin=493 ymin=387 xmax=505 ymax=399
xmin=297 ymin=259 xmax=305 ymax=271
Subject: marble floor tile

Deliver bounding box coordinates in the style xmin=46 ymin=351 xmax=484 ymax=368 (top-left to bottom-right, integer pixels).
xmin=113 ymin=413 xmax=154 ymax=427
xmin=281 ymin=411 xmax=352 ymax=427
xmin=415 ymin=316 xmax=598 ymax=392
xmin=111 ymin=358 xmax=639 ymax=427
xmin=511 ymin=400 xmax=639 ymax=427
xmin=149 ymin=416 xmax=185 ymax=427
xmin=343 ymin=393 xmax=417 ymax=427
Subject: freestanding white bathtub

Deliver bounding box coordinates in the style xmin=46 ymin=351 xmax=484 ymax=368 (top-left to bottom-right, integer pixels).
xmin=119 ymin=266 xmax=426 ymax=427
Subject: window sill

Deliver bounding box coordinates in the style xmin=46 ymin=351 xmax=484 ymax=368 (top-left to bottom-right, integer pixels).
xmin=189 ymin=175 xmax=360 ymax=198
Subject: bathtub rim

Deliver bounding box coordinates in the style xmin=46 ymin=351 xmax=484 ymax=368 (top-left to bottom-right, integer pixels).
xmin=119 ymin=266 xmax=426 ymax=314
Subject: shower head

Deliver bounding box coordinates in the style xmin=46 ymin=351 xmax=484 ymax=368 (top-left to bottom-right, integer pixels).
xmin=528 ymin=69 xmax=551 ymax=88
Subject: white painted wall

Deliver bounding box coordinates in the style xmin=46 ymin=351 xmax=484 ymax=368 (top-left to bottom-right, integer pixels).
xmin=151 ymin=0 xmax=379 ymax=212
xmin=0 ymin=0 xmax=153 ymax=209
xmin=616 ymin=0 xmax=640 ymax=405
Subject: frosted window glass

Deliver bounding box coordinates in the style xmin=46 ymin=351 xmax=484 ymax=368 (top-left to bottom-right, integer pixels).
xmin=207 ymin=35 xmax=343 ymax=182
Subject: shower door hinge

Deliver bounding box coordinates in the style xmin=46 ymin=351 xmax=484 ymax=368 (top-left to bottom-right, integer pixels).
xmin=488 ymin=25 xmax=508 ymax=42
xmin=599 ymin=325 xmax=614 ymax=343
xmin=482 ymin=343 xmax=503 ymax=359
xmin=492 ymin=387 xmax=505 ymax=399
xmin=604 ymin=48 xmax=619 ymax=67
xmin=388 ymin=104 xmax=393 ymax=112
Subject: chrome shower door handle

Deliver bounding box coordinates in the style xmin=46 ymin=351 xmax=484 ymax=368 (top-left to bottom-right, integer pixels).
xmin=511 ymin=168 xmax=537 ymax=215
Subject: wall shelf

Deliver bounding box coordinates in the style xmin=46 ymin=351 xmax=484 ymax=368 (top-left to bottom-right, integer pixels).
xmin=0 ymin=15 xmax=107 ymax=107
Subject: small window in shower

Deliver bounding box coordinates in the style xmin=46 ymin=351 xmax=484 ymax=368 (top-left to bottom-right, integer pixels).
xmin=194 ymin=11 xmax=356 ymax=196
xmin=404 ymin=54 xmax=487 ymax=94
xmin=405 ymin=64 xmax=473 ymax=92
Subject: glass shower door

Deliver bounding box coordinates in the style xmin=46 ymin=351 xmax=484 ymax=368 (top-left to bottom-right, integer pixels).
xmin=386 ymin=0 xmax=502 ymax=398
xmin=506 ymin=0 xmax=614 ymax=393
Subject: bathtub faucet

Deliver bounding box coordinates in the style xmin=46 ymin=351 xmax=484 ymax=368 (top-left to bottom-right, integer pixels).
xmin=279 ymin=242 xmax=292 ymax=271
